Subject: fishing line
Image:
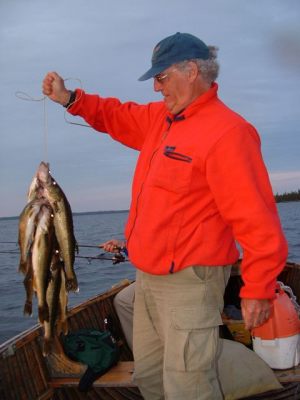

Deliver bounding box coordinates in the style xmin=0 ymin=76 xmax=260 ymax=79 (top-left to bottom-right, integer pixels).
xmin=15 ymin=77 xmax=90 ymax=162
xmin=15 ymin=91 xmax=49 ymax=161
xmin=63 ymin=78 xmax=91 ymax=129
xmin=43 ymin=95 xmax=48 ymax=160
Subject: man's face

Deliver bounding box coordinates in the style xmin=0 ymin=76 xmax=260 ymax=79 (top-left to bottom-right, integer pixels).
xmin=153 ymin=65 xmax=195 ymax=115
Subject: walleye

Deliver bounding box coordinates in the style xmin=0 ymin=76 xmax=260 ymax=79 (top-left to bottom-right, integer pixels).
xmin=22 ymin=256 xmax=34 ymax=316
xmin=43 ymin=250 xmax=64 ymax=356
xmin=43 ymin=249 xmax=69 ymax=356
xmin=18 ymin=199 xmax=45 ymax=274
xmin=57 ymin=263 xmax=69 ymax=336
xmin=31 ymin=203 xmax=55 ymax=324
xmin=37 ymin=162 xmax=78 ymax=292
xmin=19 ymin=199 xmax=48 ymax=315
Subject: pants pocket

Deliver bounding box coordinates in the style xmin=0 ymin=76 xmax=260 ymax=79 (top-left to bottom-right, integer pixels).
xmin=165 ymin=308 xmax=220 ymax=372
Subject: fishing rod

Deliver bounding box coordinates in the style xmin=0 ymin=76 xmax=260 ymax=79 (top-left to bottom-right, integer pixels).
xmin=0 ymin=242 xmax=120 ymax=249
xmin=76 ymin=253 xmax=128 ymax=264
xmin=0 ymin=251 xmax=129 ymax=264
xmin=0 ymin=242 xmax=129 ymax=264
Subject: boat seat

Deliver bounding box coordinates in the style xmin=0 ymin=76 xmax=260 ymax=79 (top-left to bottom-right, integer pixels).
xmin=49 ymin=360 xmax=300 ymax=390
xmin=49 ymin=361 xmax=136 ymax=388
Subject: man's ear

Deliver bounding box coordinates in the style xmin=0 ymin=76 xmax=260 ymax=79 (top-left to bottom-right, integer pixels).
xmin=187 ymin=61 xmax=199 ymax=82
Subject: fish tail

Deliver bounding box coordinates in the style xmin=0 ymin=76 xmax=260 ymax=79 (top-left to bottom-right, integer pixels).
xmin=23 ymin=273 xmax=34 ymax=316
xmin=42 ymin=338 xmax=53 ymax=357
xmin=38 ymin=304 xmax=50 ymax=324
xmin=56 ymin=319 xmax=68 ymax=336
xmin=65 ymin=278 xmax=78 ymax=292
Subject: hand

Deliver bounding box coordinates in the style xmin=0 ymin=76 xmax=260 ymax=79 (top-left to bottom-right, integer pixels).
xmin=42 ymin=71 xmax=71 ymax=105
xmin=241 ymin=298 xmax=272 ymax=331
xmin=99 ymin=239 xmax=126 ymax=253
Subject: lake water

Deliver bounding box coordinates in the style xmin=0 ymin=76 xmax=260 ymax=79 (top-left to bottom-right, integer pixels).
xmin=0 ymin=202 xmax=299 ymax=345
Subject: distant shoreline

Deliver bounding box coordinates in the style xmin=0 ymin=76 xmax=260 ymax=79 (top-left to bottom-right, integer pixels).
xmin=275 ymin=190 xmax=300 ymax=203
xmin=2 ymin=197 xmax=300 ymax=220
xmin=0 ymin=209 xmax=129 ymax=221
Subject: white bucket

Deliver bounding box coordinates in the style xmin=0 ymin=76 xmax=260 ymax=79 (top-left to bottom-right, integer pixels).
xmin=252 ymin=334 xmax=300 ymax=369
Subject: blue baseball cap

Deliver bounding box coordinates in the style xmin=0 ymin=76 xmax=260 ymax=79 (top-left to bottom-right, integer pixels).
xmin=138 ymin=32 xmax=209 ymax=81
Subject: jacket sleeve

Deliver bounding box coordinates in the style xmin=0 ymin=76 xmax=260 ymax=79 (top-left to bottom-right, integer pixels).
xmin=206 ymin=122 xmax=288 ymax=299
xmin=68 ymin=89 xmax=156 ymax=151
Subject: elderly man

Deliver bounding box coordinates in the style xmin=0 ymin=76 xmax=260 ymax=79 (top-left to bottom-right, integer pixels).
xmin=43 ymin=32 xmax=287 ymax=400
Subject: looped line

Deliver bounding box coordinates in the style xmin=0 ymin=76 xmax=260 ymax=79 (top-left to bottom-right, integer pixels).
xmin=15 ymin=91 xmax=46 ymax=102
xmin=63 ymin=78 xmax=90 ymax=128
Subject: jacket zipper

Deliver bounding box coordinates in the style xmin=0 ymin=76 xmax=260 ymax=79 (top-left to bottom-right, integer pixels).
xmin=127 ymin=119 xmax=172 ymax=249
xmin=169 ymin=261 xmax=175 ymax=273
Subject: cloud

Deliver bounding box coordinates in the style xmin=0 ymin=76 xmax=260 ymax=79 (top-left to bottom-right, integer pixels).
xmin=1 ymin=0 xmax=299 ymax=217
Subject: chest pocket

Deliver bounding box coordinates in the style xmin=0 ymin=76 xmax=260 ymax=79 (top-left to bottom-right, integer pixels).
xmin=149 ymin=147 xmax=194 ymax=193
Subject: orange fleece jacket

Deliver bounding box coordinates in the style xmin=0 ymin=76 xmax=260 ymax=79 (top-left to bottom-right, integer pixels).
xmin=69 ymin=83 xmax=288 ymax=299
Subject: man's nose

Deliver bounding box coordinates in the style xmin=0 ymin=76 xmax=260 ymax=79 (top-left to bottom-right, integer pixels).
xmin=153 ymin=79 xmax=163 ymax=92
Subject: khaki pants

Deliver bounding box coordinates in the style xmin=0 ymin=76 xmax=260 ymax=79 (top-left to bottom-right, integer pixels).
xmin=133 ymin=265 xmax=231 ymax=400
xmin=113 ymin=283 xmax=135 ymax=351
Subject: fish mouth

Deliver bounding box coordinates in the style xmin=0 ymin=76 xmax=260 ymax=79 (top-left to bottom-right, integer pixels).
xmin=37 ymin=162 xmax=51 ymax=185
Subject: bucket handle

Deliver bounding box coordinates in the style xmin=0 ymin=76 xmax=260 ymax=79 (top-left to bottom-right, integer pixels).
xmin=277 ymin=281 xmax=300 ymax=317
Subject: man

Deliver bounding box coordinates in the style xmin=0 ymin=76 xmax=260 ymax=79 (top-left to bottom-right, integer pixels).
xmin=43 ymin=32 xmax=288 ymax=399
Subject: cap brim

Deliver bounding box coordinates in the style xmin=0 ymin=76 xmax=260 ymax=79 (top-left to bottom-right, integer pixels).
xmin=138 ymin=64 xmax=170 ymax=81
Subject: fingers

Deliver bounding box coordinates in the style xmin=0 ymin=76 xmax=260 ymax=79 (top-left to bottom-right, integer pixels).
xmin=99 ymin=239 xmax=124 ymax=253
xmin=42 ymin=72 xmax=69 ymax=105
xmin=42 ymin=72 xmax=59 ymax=95
xmin=245 ymin=311 xmax=268 ymax=331
xmin=241 ymin=298 xmax=272 ymax=331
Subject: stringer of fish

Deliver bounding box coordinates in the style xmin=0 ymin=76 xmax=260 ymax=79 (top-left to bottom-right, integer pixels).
xmin=18 ymin=161 xmax=77 ymax=356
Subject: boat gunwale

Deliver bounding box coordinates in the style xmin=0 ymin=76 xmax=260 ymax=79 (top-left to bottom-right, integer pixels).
xmin=0 ymin=279 xmax=133 ymax=356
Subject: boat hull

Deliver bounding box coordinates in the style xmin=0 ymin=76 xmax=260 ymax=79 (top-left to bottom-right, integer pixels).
xmin=1 ymin=264 xmax=300 ymax=400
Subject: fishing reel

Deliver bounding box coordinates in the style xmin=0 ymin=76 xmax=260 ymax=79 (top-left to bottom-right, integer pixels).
xmin=111 ymin=252 xmax=126 ymax=264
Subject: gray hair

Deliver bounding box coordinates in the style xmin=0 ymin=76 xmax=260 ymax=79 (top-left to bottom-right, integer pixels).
xmin=175 ymin=46 xmax=219 ymax=84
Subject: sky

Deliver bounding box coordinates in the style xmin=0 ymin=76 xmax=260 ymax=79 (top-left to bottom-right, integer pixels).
xmin=0 ymin=0 xmax=299 ymax=218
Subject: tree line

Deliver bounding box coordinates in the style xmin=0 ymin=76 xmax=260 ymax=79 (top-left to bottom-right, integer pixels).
xmin=274 ymin=190 xmax=300 ymax=203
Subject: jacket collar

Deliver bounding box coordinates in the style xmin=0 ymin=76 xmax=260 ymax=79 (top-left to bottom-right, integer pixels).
xmin=166 ymin=82 xmax=218 ymax=122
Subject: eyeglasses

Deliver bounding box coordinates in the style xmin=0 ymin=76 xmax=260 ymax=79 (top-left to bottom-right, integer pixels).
xmin=154 ymin=72 xmax=169 ymax=83
xmin=154 ymin=68 xmax=177 ymax=83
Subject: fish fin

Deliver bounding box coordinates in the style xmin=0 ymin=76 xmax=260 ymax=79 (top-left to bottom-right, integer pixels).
xmin=23 ymin=273 xmax=34 ymax=314
xmin=53 ymin=201 xmax=59 ymax=213
xmin=18 ymin=261 xmax=27 ymax=274
xmin=23 ymin=301 xmax=32 ymax=316
xmin=38 ymin=304 xmax=50 ymax=324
